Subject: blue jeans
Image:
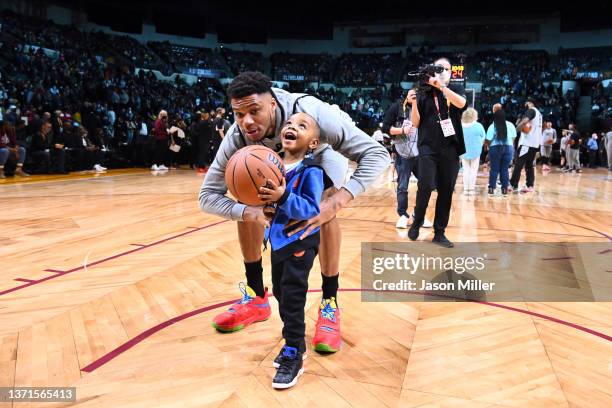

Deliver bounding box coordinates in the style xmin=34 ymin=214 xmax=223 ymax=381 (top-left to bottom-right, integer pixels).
xmin=0 ymin=147 xmax=26 ymax=166
xmin=395 ymin=155 xmax=418 ymax=217
xmin=488 ymin=144 xmax=513 ymax=189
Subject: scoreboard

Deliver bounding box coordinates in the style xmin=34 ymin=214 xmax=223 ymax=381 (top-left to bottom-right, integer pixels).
xmin=451 ymin=65 xmax=465 ymax=83
xmin=450 ymin=64 xmax=466 ymax=94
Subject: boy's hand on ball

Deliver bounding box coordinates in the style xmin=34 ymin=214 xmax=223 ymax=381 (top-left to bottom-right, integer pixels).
xmin=258 ymin=178 xmax=286 ymax=203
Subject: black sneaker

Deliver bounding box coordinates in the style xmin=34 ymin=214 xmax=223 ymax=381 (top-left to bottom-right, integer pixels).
xmin=501 ymin=187 xmax=508 ymax=196
xmin=432 ymin=233 xmax=454 ymax=248
xmin=408 ymin=223 xmax=420 ymax=241
xmin=488 ymin=187 xmax=495 ymax=195
xmin=272 ymin=346 xmax=304 ymax=389
xmin=273 ymin=342 xmax=307 ymax=368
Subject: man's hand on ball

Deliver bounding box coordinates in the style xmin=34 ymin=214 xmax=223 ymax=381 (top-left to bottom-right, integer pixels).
xmin=263 ymin=204 xmax=276 ymax=221
xmin=243 ymin=206 xmax=271 ymax=229
xmin=259 ymin=178 xmax=286 ymax=203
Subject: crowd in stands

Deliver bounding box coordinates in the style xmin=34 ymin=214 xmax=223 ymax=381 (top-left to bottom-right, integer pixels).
xmin=559 ymin=47 xmax=612 ymax=80
xmin=271 ymin=52 xmax=335 ymax=82
xmin=223 ymin=49 xmax=266 ymax=76
xmin=334 ymin=52 xmax=401 ymax=86
xmin=591 ymin=81 xmax=612 ymax=119
xmin=110 ymin=35 xmax=169 ymax=73
xmin=0 ymin=10 xmax=610 ymax=176
xmin=147 ymin=41 xmax=228 ymax=75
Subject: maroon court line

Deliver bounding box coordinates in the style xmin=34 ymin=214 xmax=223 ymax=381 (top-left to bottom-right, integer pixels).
xmin=342 ymin=207 xmax=612 ymax=242
xmin=44 ymin=269 xmax=67 ymax=274
xmin=338 ymin=217 xmax=607 ymax=241
xmin=542 ymin=257 xmax=573 ymax=261
xmin=80 ymin=287 xmax=612 ymax=373
xmin=0 ymin=220 xmax=228 ymax=297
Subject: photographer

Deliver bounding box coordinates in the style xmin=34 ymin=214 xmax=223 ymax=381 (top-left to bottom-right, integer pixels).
xmin=408 ymin=58 xmax=467 ymax=248
xmin=382 ymin=89 xmax=433 ymax=230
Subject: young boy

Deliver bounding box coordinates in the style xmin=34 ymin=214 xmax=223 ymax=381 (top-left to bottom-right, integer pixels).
xmin=258 ymin=112 xmax=329 ymax=389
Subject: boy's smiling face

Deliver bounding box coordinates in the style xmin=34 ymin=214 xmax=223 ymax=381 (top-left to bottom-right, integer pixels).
xmin=280 ymin=112 xmax=320 ymax=156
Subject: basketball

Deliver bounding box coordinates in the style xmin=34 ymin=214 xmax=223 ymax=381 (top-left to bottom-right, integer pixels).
xmin=521 ymin=123 xmax=532 ymax=133
xmin=225 ymin=145 xmax=285 ymax=206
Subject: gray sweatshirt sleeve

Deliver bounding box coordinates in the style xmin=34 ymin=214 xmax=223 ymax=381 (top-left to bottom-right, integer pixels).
xmin=198 ymin=123 xmax=248 ymax=221
xmin=306 ymin=99 xmax=392 ymax=197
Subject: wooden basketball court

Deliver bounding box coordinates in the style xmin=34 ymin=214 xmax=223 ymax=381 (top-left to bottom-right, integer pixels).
xmin=1 ymin=167 xmax=610 ymax=407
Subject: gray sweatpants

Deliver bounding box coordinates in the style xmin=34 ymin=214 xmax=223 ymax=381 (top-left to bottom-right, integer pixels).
xmin=567 ymin=149 xmax=580 ymax=170
xmin=540 ymin=145 xmax=552 ymax=158
xmin=607 ymin=139 xmax=612 ymax=170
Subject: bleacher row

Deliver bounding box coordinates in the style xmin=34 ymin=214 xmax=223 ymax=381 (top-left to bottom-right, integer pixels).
xmin=1 ymin=9 xmax=611 ymax=132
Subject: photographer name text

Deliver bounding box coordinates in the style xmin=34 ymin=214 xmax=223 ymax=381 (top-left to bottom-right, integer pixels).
xmin=372 ymin=279 xmax=496 ymax=291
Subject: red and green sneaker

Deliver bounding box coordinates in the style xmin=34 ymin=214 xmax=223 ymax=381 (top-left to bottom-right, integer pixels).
xmin=212 ymin=283 xmax=271 ymax=332
xmin=312 ymin=298 xmax=341 ymax=353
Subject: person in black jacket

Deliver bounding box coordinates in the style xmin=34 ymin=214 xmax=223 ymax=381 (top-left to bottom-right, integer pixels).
xmin=408 ymin=57 xmax=468 ymax=248
xmin=30 ymin=122 xmax=66 ymax=173
xmin=194 ymin=111 xmax=213 ymax=172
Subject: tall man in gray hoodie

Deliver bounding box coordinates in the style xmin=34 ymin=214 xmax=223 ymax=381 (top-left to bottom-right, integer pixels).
xmin=199 ymin=72 xmax=390 ymax=354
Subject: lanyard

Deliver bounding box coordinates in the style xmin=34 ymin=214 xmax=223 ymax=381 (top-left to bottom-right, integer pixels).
xmin=433 ymin=93 xmax=450 ymax=122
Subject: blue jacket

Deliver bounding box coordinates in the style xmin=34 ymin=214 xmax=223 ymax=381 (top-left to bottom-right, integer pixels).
xmin=587 ymin=138 xmax=598 ymax=151
xmin=264 ymin=157 xmax=325 ymax=260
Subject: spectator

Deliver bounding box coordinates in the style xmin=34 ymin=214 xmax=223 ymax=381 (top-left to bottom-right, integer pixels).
xmin=151 ymin=110 xmax=169 ymax=171
xmin=587 ymin=133 xmax=599 ymax=168
xmin=486 ymin=104 xmax=517 ymax=196
xmin=564 ymin=124 xmax=581 ymax=173
xmin=540 ymin=121 xmax=557 ymax=171
xmin=0 ymin=121 xmax=30 ymax=178
xmin=30 ymin=122 xmax=66 ymax=173
xmin=560 ymin=130 xmax=569 ymax=169
xmin=606 ymin=128 xmax=612 ymax=171
xmin=194 ymin=111 xmax=213 ymax=172
xmin=460 ymin=108 xmax=486 ymax=195
xmin=65 ymin=122 xmax=106 ymax=172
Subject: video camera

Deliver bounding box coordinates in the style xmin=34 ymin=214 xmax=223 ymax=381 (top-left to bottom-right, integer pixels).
xmin=407 ymin=64 xmax=445 ymax=92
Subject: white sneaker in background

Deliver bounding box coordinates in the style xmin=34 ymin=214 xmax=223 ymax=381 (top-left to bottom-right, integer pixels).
xmin=158 ymin=165 xmax=169 ymax=171
xmin=396 ymin=215 xmax=409 ymax=229
xmin=151 ymin=164 xmax=159 ymax=171
xmin=422 ymin=217 xmax=433 ymax=228
xmin=93 ymin=164 xmax=106 ymax=172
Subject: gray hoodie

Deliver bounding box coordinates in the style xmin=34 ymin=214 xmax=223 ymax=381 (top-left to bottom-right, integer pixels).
xmin=199 ymin=88 xmax=391 ymax=221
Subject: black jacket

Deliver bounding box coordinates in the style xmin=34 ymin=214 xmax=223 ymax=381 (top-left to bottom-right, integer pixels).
xmin=31 ymin=132 xmax=51 ymax=151
xmin=382 ymin=99 xmax=406 ymax=135
xmin=416 ymin=89 xmax=467 ymax=156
